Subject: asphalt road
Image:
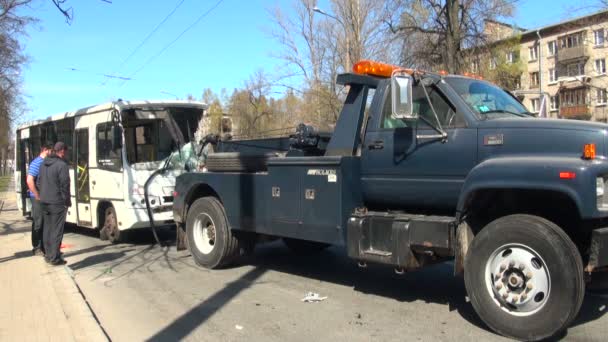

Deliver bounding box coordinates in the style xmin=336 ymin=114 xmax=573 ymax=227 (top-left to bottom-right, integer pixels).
xmin=59 ymin=225 xmax=608 ymax=342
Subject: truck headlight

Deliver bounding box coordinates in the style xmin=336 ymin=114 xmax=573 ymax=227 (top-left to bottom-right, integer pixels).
xmin=598 ymin=177 xmax=606 ymax=209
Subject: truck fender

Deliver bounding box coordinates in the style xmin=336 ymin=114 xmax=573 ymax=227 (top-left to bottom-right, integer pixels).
xmin=456 ymin=156 xmax=589 ymax=220
xmin=175 ymin=182 xmax=222 ymax=251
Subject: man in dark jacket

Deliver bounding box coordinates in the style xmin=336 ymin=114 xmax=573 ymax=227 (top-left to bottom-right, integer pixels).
xmin=37 ymin=142 xmax=72 ymax=265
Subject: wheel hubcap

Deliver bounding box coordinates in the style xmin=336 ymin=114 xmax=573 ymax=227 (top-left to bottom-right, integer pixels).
xmin=485 ymin=244 xmax=550 ymax=316
xmin=193 ymin=213 xmax=216 ymax=254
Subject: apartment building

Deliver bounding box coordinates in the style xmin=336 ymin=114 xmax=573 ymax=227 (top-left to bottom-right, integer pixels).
xmin=481 ymin=11 xmax=608 ymax=121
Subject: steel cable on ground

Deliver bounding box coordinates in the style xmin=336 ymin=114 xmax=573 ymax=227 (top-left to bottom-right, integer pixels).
xmin=118 ymin=0 xmax=225 ymax=88
xmin=100 ymin=0 xmax=187 ymax=86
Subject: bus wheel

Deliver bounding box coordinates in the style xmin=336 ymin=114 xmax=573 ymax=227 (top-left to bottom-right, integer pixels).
xmin=464 ymin=214 xmax=584 ymax=341
xmin=186 ymin=197 xmax=240 ymax=269
xmin=283 ymin=238 xmax=330 ymax=254
xmin=100 ymin=207 xmax=121 ymax=244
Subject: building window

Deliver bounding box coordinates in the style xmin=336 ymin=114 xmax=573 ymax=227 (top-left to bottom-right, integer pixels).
xmin=550 ymin=96 xmax=559 ymax=110
xmin=567 ymin=62 xmax=585 ymax=77
xmin=560 ymin=32 xmax=583 ymax=48
xmin=595 ymin=58 xmax=606 ymax=74
xmin=531 ymin=98 xmax=540 ymax=112
xmin=561 ymin=89 xmax=587 ymax=106
xmin=530 ymin=72 xmax=540 ymax=88
xmin=547 ymin=41 xmax=557 ymax=56
xmin=549 ymin=68 xmax=557 ymax=82
xmin=595 ymin=29 xmax=605 ymax=46
xmin=597 ymin=89 xmax=607 ymax=105
xmin=506 ymin=51 xmax=517 ymax=64
xmin=471 ymin=60 xmax=479 ymax=73
xmin=529 ymin=45 xmax=538 ymax=60
xmin=489 ymin=58 xmax=497 ymax=70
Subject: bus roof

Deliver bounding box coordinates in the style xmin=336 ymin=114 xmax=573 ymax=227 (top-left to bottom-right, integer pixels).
xmin=16 ymin=100 xmax=208 ymax=130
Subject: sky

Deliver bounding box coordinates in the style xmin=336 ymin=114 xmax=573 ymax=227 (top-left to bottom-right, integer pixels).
xmin=17 ymin=0 xmax=607 ymax=123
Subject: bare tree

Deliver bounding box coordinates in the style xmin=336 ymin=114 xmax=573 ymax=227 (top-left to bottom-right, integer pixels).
xmin=268 ymin=0 xmax=401 ymax=127
xmin=0 ymin=0 xmax=36 ymax=171
xmin=389 ymin=0 xmax=515 ymax=73
xmin=228 ymin=70 xmax=275 ymax=138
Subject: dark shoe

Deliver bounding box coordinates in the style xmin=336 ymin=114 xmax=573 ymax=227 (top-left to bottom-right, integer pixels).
xmin=50 ymin=259 xmax=67 ymax=266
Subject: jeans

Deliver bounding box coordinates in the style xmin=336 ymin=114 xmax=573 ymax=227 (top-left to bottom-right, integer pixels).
xmin=31 ymin=199 xmax=44 ymax=252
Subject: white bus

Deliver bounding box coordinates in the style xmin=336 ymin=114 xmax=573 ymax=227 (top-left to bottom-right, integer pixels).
xmin=15 ymin=100 xmax=207 ymax=242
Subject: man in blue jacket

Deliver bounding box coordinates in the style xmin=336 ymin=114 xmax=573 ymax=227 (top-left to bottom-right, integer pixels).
xmin=37 ymin=142 xmax=72 ymax=266
xmin=26 ymin=142 xmax=53 ymax=255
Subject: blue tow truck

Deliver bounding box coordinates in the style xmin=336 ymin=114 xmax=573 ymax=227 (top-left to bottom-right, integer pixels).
xmin=172 ymin=60 xmax=608 ymax=341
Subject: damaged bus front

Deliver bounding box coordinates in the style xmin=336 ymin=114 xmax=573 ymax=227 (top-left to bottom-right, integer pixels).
xmin=15 ymin=100 xmax=206 ymax=243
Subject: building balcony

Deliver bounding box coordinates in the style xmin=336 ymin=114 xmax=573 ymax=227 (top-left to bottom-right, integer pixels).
xmin=557 ymin=45 xmax=591 ymax=63
xmin=560 ymin=104 xmax=593 ymax=120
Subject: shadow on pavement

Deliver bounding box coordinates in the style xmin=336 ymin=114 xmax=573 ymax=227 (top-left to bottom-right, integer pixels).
xmin=68 ymin=249 xmax=135 ymax=271
xmin=0 ymin=221 xmax=29 ymax=236
xmin=242 ymin=242 xmax=607 ymax=337
xmin=0 ymin=250 xmax=33 ymax=264
xmin=146 ymin=267 xmax=266 ymax=342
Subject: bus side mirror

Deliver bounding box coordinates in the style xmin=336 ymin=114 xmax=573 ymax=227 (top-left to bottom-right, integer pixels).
xmin=112 ymin=126 xmax=123 ymax=149
xmin=391 ymin=73 xmax=416 ymax=120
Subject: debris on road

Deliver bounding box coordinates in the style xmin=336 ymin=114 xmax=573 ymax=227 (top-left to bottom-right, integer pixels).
xmin=235 ymin=325 xmax=244 ymax=330
xmin=301 ymin=292 xmax=327 ymax=303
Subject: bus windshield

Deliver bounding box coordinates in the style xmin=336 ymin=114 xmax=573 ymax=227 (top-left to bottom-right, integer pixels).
xmin=121 ymin=106 xmax=203 ymax=169
xmin=445 ymin=77 xmax=532 ymax=119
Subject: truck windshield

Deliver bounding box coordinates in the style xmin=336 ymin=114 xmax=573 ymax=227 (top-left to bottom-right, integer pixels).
xmin=445 ymin=77 xmax=531 ymax=119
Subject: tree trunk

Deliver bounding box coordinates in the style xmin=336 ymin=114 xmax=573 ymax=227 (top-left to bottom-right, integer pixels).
xmin=445 ymin=0 xmax=462 ymax=73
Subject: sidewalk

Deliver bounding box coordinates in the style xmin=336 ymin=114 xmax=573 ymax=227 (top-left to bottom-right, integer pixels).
xmin=0 ymin=181 xmax=107 ymax=341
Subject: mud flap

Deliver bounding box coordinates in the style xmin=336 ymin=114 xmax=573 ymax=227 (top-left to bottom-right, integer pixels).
xmin=176 ymin=223 xmax=188 ymax=251
xmin=454 ymin=221 xmax=474 ymax=276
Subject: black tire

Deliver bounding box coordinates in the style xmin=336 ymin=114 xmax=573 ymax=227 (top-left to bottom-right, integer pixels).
xmin=186 ymin=197 xmax=241 ymax=269
xmin=100 ymin=206 xmax=122 ymax=244
xmin=464 ymin=214 xmax=584 ymax=341
xmin=283 ymin=238 xmax=330 ymax=254
xmin=205 ymin=152 xmax=271 ymax=172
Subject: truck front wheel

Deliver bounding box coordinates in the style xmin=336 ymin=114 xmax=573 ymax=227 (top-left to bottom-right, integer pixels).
xmin=186 ymin=197 xmax=240 ymax=269
xmin=464 ymin=214 xmax=584 ymax=341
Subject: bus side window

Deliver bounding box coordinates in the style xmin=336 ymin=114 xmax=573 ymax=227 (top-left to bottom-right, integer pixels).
xmin=97 ymin=123 xmax=122 ymax=172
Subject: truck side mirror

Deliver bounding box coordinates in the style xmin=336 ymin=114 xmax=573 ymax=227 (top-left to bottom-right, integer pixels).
xmin=391 ymin=72 xmax=416 ymax=120
xmin=112 ymin=126 xmax=123 ymax=150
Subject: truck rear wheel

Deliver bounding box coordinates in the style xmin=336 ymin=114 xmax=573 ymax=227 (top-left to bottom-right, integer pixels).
xmin=464 ymin=214 xmax=584 ymax=341
xmin=186 ymin=197 xmax=240 ymax=269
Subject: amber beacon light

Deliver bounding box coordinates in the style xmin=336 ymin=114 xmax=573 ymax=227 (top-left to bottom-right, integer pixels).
xmin=583 ymin=143 xmax=596 ymax=160
xmin=353 ymin=60 xmax=402 ymax=78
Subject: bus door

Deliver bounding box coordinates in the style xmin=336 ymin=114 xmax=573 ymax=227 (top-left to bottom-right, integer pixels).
xmin=16 ymin=129 xmax=32 ymax=215
xmin=75 ymin=128 xmax=92 ymax=226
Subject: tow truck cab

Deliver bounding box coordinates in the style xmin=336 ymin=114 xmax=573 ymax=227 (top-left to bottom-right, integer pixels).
xmin=173 ymin=60 xmax=608 ymax=341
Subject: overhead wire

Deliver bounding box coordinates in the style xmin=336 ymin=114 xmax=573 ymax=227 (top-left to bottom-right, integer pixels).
xmin=118 ymin=0 xmax=225 ymax=88
xmin=101 ymin=0 xmax=188 ymax=86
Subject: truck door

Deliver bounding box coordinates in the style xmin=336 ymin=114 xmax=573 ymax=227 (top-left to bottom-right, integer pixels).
xmin=361 ymin=82 xmax=477 ymax=210
xmin=75 ymin=128 xmax=92 ymax=226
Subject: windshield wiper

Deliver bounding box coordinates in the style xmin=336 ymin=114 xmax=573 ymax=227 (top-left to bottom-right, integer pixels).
xmin=480 ymin=109 xmax=529 ymax=118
